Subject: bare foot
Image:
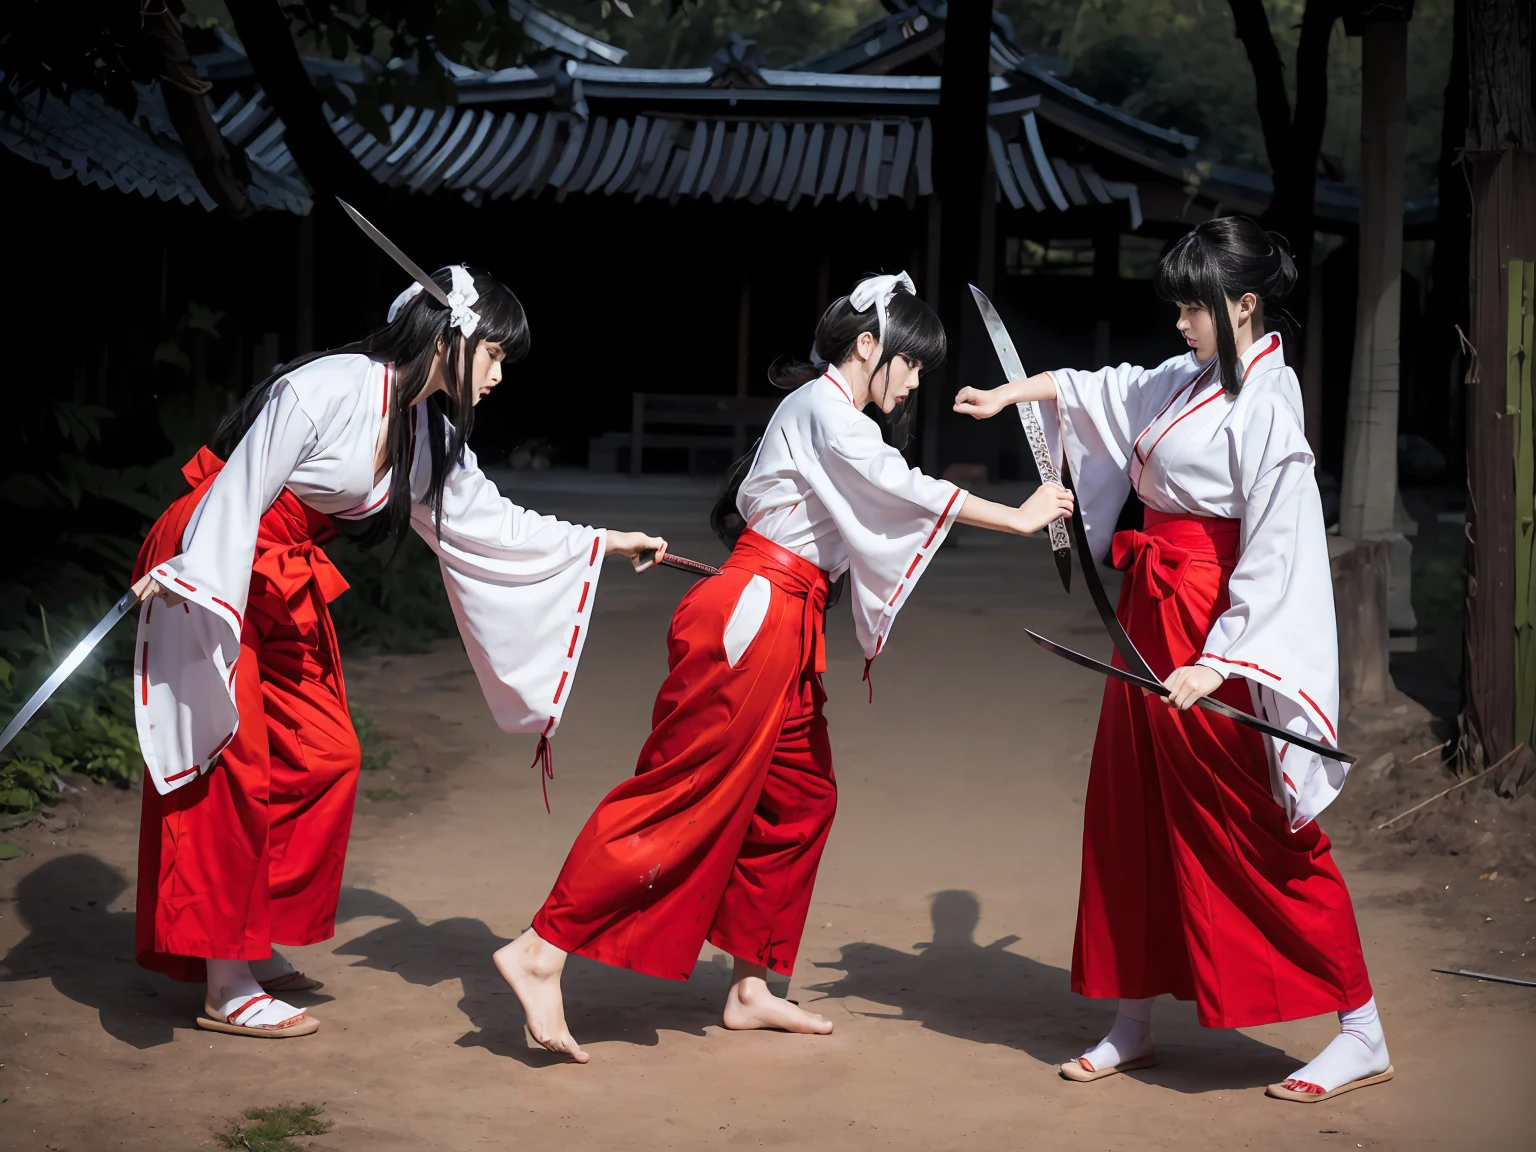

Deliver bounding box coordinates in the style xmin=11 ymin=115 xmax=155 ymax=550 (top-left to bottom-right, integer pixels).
xmin=492 ymin=929 xmax=589 ymax=1063
xmin=721 ymin=963 xmax=833 ymax=1035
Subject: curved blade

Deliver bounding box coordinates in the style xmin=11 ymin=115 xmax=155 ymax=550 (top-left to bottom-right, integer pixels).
xmin=1024 ymin=628 xmax=1355 ymax=763
xmin=969 ymin=285 xmax=1070 ymax=591
xmin=336 ymin=198 xmax=453 ymax=310
xmin=0 ymin=591 xmax=137 ymax=754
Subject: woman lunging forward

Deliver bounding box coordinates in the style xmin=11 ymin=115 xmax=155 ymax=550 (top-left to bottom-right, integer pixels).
xmin=497 ymin=273 xmax=1074 ymax=1062
xmin=131 ymin=265 xmax=665 ymax=1038
xmin=956 ymin=217 xmax=1390 ymax=1104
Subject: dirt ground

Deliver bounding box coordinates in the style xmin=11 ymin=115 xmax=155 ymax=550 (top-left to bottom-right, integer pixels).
xmin=2 ymin=473 xmax=1533 ymax=1151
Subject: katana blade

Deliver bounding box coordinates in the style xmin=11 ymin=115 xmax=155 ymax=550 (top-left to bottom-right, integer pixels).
xmin=336 ymin=197 xmax=453 ymax=310
xmin=0 ymin=591 xmax=138 ymax=755
xmin=641 ymin=550 xmax=722 ymax=578
xmin=970 ymin=285 xmax=1071 ymax=591
xmin=1024 ymin=628 xmax=1355 ymax=763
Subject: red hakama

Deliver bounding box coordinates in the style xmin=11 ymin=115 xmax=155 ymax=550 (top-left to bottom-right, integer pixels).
xmin=1072 ymin=509 xmax=1372 ymax=1028
xmin=533 ymin=531 xmax=835 ymax=980
xmin=133 ymin=449 xmax=360 ymax=983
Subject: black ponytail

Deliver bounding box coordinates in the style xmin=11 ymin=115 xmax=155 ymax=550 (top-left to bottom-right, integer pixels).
xmin=211 ymin=265 xmax=529 ymax=549
xmin=1154 ymin=216 xmax=1297 ymax=395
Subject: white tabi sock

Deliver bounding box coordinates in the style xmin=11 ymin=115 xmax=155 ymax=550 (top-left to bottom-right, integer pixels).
xmin=205 ymin=958 xmax=300 ymax=1025
xmin=1283 ymin=997 xmax=1390 ymax=1093
xmin=1078 ymin=996 xmax=1156 ymax=1071
xmin=248 ymin=948 xmax=295 ymax=983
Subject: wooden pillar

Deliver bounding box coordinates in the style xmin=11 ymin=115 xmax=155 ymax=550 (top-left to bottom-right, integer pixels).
xmin=1301 ymin=251 xmax=1326 ymax=459
xmin=929 ymin=0 xmax=993 ymax=474
xmin=1339 ymin=16 xmax=1410 ymax=625
xmin=1093 ymin=223 xmax=1119 ymax=366
xmin=296 ymin=213 xmax=315 ymax=354
xmin=921 ymin=195 xmax=944 ymax=474
xmin=1462 ymin=0 xmax=1536 ymax=777
xmin=736 ymin=265 xmax=751 ymax=401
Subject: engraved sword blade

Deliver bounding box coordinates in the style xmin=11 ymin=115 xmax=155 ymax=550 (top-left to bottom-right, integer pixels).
xmin=969 ymin=285 xmax=1071 ymax=591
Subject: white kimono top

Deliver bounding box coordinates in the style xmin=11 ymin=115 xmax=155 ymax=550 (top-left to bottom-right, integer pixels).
xmin=135 ymin=353 xmax=606 ymax=795
xmin=738 ymin=365 xmax=965 ymax=660
xmin=1036 ymin=333 xmax=1346 ymax=830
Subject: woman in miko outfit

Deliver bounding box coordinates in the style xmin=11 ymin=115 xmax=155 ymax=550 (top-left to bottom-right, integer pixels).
xmin=495 ymin=273 xmax=1076 ymax=1062
xmin=955 ymin=216 xmax=1391 ymax=1104
xmin=130 ymin=263 xmax=666 ymax=1039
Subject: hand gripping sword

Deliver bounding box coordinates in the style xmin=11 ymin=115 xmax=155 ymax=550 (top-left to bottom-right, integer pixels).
xmin=0 ymin=590 xmax=138 ymax=755
xmin=969 ymin=285 xmax=1071 ymax=592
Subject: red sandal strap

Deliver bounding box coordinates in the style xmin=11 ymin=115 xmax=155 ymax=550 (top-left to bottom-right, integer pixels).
xmin=228 ymin=994 xmax=273 ymax=1025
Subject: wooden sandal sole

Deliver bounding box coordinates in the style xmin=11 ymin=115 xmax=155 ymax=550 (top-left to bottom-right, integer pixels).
xmin=197 ymin=1013 xmax=321 ymax=1038
xmin=1265 ymin=1066 xmax=1395 ymax=1103
xmin=259 ymin=973 xmax=325 ymax=993
xmin=1059 ymin=1053 xmax=1157 ymax=1082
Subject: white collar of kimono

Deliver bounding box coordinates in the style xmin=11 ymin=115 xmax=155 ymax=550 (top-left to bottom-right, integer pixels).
xmin=822 ymin=362 xmax=856 ymax=405
xmin=386 ymin=265 xmax=482 ymax=338
xmin=1240 ymin=330 xmax=1283 ymax=370
xmin=849 ymin=271 xmax=916 ymax=345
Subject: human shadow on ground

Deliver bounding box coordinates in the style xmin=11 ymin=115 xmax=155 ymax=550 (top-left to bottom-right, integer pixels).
xmin=0 ymin=854 xmax=201 ymax=1049
xmin=807 ymin=889 xmax=1300 ymax=1094
xmin=333 ymin=887 xmax=742 ymax=1067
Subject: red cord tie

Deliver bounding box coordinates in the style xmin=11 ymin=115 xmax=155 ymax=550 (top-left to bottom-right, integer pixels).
xmin=529 ymin=733 xmax=555 ymax=813
xmin=862 ymin=657 xmax=875 ymax=704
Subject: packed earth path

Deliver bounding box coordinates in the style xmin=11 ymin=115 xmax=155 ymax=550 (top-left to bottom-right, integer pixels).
xmin=2 ymin=472 xmax=1532 ymax=1152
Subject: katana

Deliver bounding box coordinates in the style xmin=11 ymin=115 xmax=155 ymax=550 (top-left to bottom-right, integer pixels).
xmin=1024 ymin=628 xmax=1356 ymax=763
xmin=0 ymin=590 xmax=138 ymax=755
xmin=637 ymin=550 xmax=722 ymax=578
xmin=336 ymin=197 xmax=454 ymax=311
xmin=970 ymin=285 xmax=1071 ymax=592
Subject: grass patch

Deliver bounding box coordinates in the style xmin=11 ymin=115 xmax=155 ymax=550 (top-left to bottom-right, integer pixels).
xmin=364 ymin=788 xmax=410 ymax=802
xmin=350 ymin=706 xmax=398 ymax=772
xmin=214 ymin=1102 xmax=331 ymax=1151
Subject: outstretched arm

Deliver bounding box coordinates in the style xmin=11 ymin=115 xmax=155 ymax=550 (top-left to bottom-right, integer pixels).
xmin=954 ymin=484 xmax=1073 ymax=535
xmin=953 ymin=372 xmax=1058 ymax=419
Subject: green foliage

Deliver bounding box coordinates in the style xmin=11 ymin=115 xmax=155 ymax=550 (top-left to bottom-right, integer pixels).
xmin=541 ymin=0 xmax=885 ymax=69
xmin=214 ymin=1102 xmax=333 ymax=1152
xmin=350 ymin=706 xmax=399 ymax=772
xmin=326 ymin=534 xmax=457 ymax=654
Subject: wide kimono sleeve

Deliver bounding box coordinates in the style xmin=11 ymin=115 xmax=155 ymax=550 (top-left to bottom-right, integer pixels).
xmin=1034 ymin=356 xmax=1196 ymax=562
xmin=1195 ymin=385 xmax=1346 ymax=830
xmin=135 ymin=380 xmax=318 ymax=794
xmin=809 ymin=418 xmax=964 ymax=660
xmin=410 ymin=434 xmax=606 ymax=738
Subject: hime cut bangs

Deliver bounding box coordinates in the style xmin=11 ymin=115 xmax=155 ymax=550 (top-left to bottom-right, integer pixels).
xmin=1154 ymin=231 xmax=1243 ymax=396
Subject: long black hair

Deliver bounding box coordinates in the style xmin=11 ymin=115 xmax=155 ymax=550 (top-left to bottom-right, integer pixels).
xmin=211 ymin=265 xmax=530 ymax=547
xmin=1153 ymin=216 xmax=1298 ymax=395
xmin=709 ymin=283 xmax=947 ymax=548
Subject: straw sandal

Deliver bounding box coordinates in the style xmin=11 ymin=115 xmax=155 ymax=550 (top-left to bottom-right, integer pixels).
xmin=1266 ymin=1067 xmax=1394 ymax=1103
xmin=197 ymin=993 xmax=320 ymax=1038
xmin=1059 ymin=1053 xmax=1157 ymax=1082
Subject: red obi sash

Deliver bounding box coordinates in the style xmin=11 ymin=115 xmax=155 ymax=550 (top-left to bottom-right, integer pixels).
xmin=724 ymin=530 xmax=830 ymax=677
xmin=133 ymin=447 xmax=350 ymax=677
xmin=1110 ymin=508 xmax=1240 ymax=602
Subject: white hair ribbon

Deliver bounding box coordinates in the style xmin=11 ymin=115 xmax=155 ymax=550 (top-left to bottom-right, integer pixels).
xmin=849 ymin=271 xmax=917 ymax=346
xmin=386 ymin=264 xmax=482 ymax=338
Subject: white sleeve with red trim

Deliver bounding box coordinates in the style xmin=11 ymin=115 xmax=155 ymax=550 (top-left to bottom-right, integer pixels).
xmin=1034 ymin=354 xmax=1198 ymax=562
xmin=811 ymin=417 xmax=963 ymax=660
xmin=410 ymin=440 xmax=605 ymax=738
xmin=1194 ymin=379 xmax=1345 ymax=830
xmin=134 ymin=379 xmax=320 ymax=795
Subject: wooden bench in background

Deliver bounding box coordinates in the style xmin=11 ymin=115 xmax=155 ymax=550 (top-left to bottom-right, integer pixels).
xmin=589 ymin=393 xmax=782 ymax=474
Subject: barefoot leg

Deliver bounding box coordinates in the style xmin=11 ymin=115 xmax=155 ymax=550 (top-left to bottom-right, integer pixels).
xmin=493 ymin=929 xmax=589 ymax=1063
xmin=721 ymin=958 xmax=833 ymax=1035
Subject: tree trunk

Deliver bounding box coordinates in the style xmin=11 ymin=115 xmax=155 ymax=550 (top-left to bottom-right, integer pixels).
xmin=1462 ymin=0 xmax=1536 ymax=779
xmin=1340 ymin=20 xmax=1408 ymax=549
xmin=223 ymin=0 xmax=382 ymax=207
xmin=142 ymin=4 xmax=254 ymax=220
xmin=923 ymin=0 xmax=992 ymax=473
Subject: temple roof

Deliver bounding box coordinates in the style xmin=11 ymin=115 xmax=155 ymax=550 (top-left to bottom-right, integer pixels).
xmin=0 ymin=1 xmax=1435 ymax=229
